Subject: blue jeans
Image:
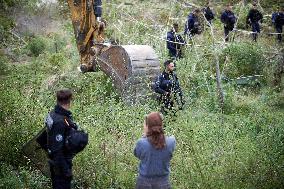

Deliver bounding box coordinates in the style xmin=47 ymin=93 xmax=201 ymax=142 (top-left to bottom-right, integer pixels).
xmin=136 ymin=175 xmax=171 ymax=189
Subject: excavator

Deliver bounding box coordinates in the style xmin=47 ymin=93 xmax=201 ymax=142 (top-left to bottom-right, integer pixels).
xmin=22 ymin=0 xmax=161 ymax=177
xmin=67 ymin=0 xmax=161 ymax=104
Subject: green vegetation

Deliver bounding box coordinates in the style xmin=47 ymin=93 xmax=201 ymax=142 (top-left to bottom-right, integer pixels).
xmin=0 ymin=0 xmax=284 ymax=188
xmin=27 ymin=37 xmax=46 ymax=57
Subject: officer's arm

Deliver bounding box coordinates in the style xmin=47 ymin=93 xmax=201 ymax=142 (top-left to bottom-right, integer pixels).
xmin=188 ymin=18 xmax=194 ymax=31
xmin=154 ymin=75 xmax=167 ymax=95
xmin=50 ymin=124 xmax=70 ymax=176
xmin=272 ymin=13 xmax=276 ymax=23
xmin=178 ymin=35 xmax=186 ymax=45
xmin=221 ymin=12 xmax=226 ymax=23
xmin=174 ymin=75 xmax=183 ymax=96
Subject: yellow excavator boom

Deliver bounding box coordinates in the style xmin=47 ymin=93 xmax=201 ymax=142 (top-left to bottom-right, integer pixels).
xmin=67 ymin=0 xmax=160 ymax=104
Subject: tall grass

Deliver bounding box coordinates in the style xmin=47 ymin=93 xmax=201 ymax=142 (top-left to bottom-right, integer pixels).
xmin=1 ymin=0 xmax=284 ymax=188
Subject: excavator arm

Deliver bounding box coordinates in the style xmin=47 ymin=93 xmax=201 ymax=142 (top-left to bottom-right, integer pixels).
xmin=67 ymin=0 xmax=104 ymax=72
xmin=21 ymin=1 xmax=161 ymax=178
xmin=67 ymin=0 xmax=160 ymax=104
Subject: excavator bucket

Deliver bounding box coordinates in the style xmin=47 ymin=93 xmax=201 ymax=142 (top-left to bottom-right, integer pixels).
xmin=94 ymin=45 xmax=160 ymax=104
xmin=67 ymin=0 xmax=161 ymax=103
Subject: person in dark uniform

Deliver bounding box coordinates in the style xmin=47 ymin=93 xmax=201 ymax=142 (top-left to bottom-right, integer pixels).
xmin=153 ymin=60 xmax=184 ymax=114
xmin=203 ymin=2 xmax=215 ymax=25
xmin=272 ymin=7 xmax=284 ymax=42
xmin=45 ymin=89 xmax=78 ymax=189
xmin=246 ymin=3 xmax=263 ymax=41
xmin=166 ymin=23 xmax=185 ymax=59
xmin=94 ymin=0 xmax=102 ymax=22
xmin=184 ymin=9 xmax=202 ymax=37
xmin=221 ymin=4 xmax=236 ymax=42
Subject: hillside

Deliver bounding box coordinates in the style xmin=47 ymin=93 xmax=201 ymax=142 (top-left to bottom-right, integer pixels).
xmin=0 ymin=0 xmax=284 ymax=188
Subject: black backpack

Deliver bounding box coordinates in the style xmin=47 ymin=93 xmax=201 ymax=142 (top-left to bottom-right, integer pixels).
xmin=36 ymin=113 xmax=88 ymax=155
xmin=65 ymin=128 xmax=88 ymax=154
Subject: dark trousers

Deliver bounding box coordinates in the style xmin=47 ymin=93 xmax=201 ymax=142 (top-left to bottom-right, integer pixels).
xmin=160 ymin=94 xmax=183 ymax=115
xmin=276 ymin=25 xmax=283 ymax=42
xmin=168 ymin=49 xmax=182 ymax=59
xmin=251 ymin=22 xmax=260 ymax=41
xmin=224 ymin=26 xmax=233 ymax=42
xmin=49 ymin=163 xmax=72 ymax=189
xmin=136 ymin=175 xmax=171 ymax=189
xmin=160 ymin=96 xmax=174 ymax=115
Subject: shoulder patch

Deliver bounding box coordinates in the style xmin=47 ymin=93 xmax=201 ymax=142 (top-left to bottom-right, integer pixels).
xmin=55 ymin=134 xmax=63 ymax=142
xmin=45 ymin=114 xmax=54 ymax=129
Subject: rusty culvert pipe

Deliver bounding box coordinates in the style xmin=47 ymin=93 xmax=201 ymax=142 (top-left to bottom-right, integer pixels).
xmin=93 ymin=45 xmax=161 ymax=104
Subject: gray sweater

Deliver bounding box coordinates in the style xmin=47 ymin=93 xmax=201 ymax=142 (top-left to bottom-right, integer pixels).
xmin=134 ymin=136 xmax=176 ymax=178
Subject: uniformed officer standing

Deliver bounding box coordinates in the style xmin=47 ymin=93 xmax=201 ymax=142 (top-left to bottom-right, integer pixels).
xmin=45 ymin=89 xmax=78 ymax=189
xmin=154 ymin=60 xmax=184 ymax=114
xmin=185 ymin=9 xmax=202 ymax=37
xmin=221 ymin=4 xmax=236 ymax=42
xmin=272 ymin=6 xmax=284 ymax=42
xmin=166 ymin=23 xmax=185 ymax=59
xmin=246 ymin=3 xmax=263 ymax=42
xmin=203 ymin=2 xmax=215 ymax=25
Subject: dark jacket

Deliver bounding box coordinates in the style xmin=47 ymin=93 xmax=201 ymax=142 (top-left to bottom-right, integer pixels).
xmin=221 ymin=10 xmax=236 ymax=29
xmin=94 ymin=0 xmax=102 ymax=18
xmin=247 ymin=9 xmax=263 ymax=24
xmin=204 ymin=7 xmax=215 ymax=21
xmin=272 ymin=12 xmax=284 ymax=27
xmin=45 ymin=105 xmax=78 ymax=176
xmin=185 ymin=13 xmax=200 ymax=35
xmin=166 ymin=30 xmax=185 ymax=58
xmin=154 ymin=71 xmax=183 ymax=102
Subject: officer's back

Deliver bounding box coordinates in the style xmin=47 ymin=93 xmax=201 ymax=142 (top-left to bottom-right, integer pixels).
xmin=45 ymin=89 xmax=78 ymax=189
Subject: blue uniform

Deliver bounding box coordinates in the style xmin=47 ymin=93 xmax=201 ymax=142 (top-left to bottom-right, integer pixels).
xmin=246 ymin=9 xmax=263 ymax=41
xmin=204 ymin=7 xmax=215 ymax=24
xmin=184 ymin=13 xmax=200 ymax=36
xmin=154 ymin=71 xmax=183 ymax=113
xmin=272 ymin=12 xmax=284 ymax=42
xmin=94 ymin=0 xmax=102 ymax=18
xmin=166 ymin=30 xmax=185 ymax=59
xmin=221 ymin=10 xmax=236 ymax=41
xmin=46 ymin=105 xmax=78 ymax=189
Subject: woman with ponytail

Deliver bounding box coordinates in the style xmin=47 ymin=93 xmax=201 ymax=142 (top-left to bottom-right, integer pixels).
xmin=134 ymin=112 xmax=176 ymax=189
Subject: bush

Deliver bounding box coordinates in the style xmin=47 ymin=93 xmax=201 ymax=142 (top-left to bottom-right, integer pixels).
xmin=0 ymin=163 xmax=50 ymax=189
xmin=27 ymin=37 xmax=46 ymax=57
xmin=221 ymin=42 xmax=265 ymax=78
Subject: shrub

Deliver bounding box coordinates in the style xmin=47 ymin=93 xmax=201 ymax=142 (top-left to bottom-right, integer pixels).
xmin=221 ymin=42 xmax=265 ymax=78
xmin=28 ymin=37 xmax=46 ymax=57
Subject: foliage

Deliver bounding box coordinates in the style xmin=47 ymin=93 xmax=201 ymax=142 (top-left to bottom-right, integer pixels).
xmin=27 ymin=37 xmax=46 ymax=57
xmin=0 ymin=163 xmax=49 ymax=189
xmin=1 ymin=0 xmax=284 ymax=189
xmin=0 ymin=13 xmax=14 ymax=44
xmin=221 ymin=42 xmax=265 ymax=78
